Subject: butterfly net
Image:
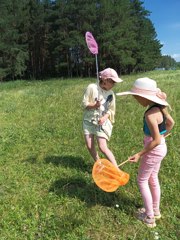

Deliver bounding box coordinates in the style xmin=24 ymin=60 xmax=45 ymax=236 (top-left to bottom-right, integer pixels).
xmin=92 ymin=159 xmax=130 ymax=192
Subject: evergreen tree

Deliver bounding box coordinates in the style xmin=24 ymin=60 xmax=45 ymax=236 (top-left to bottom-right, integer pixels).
xmin=0 ymin=0 xmax=164 ymax=80
xmin=0 ymin=0 xmax=29 ymax=80
xmin=27 ymin=0 xmax=49 ymax=79
xmin=157 ymin=55 xmax=176 ymax=70
xmin=130 ymin=0 xmax=162 ymax=72
xmin=45 ymin=0 xmax=98 ymax=78
xmin=97 ymin=0 xmax=137 ymax=74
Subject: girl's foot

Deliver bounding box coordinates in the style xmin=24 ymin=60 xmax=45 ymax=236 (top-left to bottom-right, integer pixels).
xmin=135 ymin=210 xmax=156 ymax=228
xmin=154 ymin=212 xmax=161 ymax=220
xmin=137 ymin=208 xmax=161 ymax=220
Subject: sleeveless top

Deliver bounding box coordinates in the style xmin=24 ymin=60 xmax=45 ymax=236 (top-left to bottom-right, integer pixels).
xmin=143 ymin=104 xmax=167 ymax=136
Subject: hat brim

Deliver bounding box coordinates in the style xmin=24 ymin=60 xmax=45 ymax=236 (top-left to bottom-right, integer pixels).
xmin=116 ymin=91 xmax=169 ymax=106
xmin=112 ymin=77 xmax=123 ymax=83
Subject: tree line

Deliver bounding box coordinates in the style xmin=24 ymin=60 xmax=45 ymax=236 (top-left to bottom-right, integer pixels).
xmin=0 ymin=0 xmax=177 ymax=81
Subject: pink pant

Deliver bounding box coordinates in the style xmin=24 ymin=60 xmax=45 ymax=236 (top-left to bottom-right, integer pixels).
xmin=137 ymin=136 xmax=167 ymax=217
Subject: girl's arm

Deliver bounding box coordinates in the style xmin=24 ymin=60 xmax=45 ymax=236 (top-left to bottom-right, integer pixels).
xmin=82 ymin=84 xmax=100 ymax=109
xmin=86 ymin=100 xmax=101 ymax=109
xmin=162 ymin=108 xmax=175 ymax=135
xmin=98 ymin=113 xmax=109 ymax=125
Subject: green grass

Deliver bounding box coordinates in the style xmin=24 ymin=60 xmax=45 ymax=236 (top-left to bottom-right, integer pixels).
xmin=0 ymin=70 xmax=179 ymax=239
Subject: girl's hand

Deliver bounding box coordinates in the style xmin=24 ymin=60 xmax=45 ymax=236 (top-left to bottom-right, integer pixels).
xmin=128 ymin=153 xmax=141 ymax=163
xmin=86 ymin=99 xmax=101 ymax=110
xmin=94 ymin=99 xmax=101 ymax=109
xmin=98 ymin=116 xmax=107 ymax=125
xmin=98 ymin=113 xmax=109 ymax=125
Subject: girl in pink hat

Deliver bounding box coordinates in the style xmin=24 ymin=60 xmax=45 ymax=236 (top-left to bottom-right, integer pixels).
xmin=117 ymin=77 xmax=175 ymax=228
xmin=82 ymin=68 xmax=123 ymax=168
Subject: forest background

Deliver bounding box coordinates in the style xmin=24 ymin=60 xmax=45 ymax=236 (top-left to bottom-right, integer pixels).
xmin=0 ymin=0 xmax=179 ymax=81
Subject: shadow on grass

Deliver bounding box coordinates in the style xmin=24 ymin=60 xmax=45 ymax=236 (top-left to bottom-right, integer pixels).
xmin=24 ymin=155 xmax=92 ymax=172
xmin=49 ymin=176 xmax=135 ymax=213
xmin=44 ymin=155 xmax=92 ymax=172
xmin=23 ymin=156 xmax=38 ymax=164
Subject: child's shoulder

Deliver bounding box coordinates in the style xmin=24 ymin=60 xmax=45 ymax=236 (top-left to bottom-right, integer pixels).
xmin=145 ymin=106 xmax=162 ymax=118
xmin=87 ymin=83 xmax=97 ymax=88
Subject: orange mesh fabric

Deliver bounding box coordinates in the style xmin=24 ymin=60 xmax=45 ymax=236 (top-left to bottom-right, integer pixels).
xmin=92 ymin=159 xmax=130 ymax=192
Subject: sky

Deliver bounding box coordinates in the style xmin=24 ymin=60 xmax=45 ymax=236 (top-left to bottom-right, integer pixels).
xmin=143 ymin=0 xmax=180 ymax=62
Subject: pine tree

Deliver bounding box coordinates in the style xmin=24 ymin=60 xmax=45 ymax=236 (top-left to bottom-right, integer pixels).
xmin=130 ymin=0 xmax=162 ymax=72
xmin=0 ymin=0 xmax=164 ymax=80
xmin=0 ymin=0 xmax=29 ymax=80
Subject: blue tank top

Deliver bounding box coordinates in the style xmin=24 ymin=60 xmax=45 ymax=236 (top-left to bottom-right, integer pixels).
xmin=143 ymin=104 xmax=167 ymax=136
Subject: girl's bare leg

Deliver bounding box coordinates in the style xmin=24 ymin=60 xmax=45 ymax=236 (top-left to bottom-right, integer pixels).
xmin=97 ymin=137 xmax=118 ymax=168
xmin=84 ymin=134 xmax=99 ymax=161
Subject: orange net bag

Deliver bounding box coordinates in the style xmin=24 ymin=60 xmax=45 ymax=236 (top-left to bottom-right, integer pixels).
xmin=92 ymin=158 xmax=130 ymax=192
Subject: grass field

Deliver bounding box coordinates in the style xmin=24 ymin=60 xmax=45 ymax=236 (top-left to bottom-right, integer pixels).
xmin=0 ymin=70 xmax=179 ymax=240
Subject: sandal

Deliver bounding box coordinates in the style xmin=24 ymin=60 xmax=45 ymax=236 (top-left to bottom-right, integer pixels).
xmin=137 ymin=208 xmax=161 ymax=220
xmin=135 ymin=210 xmax=156 ymax=228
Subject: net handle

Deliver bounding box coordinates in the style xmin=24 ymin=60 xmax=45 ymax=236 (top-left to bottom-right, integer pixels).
xmin=118 ymin=159 xmax=129 ymax=167
xmin=117 ymin=133 xmax=171 ymax=167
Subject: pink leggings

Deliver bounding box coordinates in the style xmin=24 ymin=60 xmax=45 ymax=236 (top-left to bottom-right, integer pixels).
xmin=137 ymin=136 xmax=167 ymax=218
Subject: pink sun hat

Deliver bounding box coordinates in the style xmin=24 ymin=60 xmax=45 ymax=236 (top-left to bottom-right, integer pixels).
xmin=99 ymin=68 xmax=123 ymax=83
xmin=116 ymin=77 xmax=169 ymax=106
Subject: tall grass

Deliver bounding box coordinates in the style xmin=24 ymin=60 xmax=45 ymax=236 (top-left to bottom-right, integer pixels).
xmin=0 ymin=70 xmax=179 ymax=239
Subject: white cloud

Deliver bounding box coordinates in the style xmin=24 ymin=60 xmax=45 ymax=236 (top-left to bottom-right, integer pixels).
xmin=171 ymin=54 xmax=180 ymax=62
